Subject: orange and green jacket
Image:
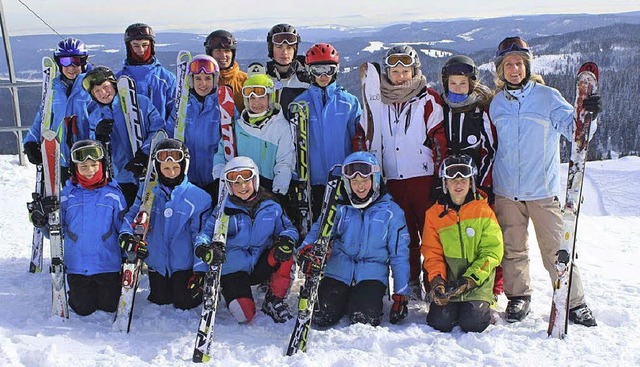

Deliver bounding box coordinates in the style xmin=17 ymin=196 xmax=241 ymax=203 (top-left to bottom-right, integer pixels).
xmin=219 ymin=61 xmax=248 ymax=112
xmin=421 ymin=193 xmax=503 ymax=303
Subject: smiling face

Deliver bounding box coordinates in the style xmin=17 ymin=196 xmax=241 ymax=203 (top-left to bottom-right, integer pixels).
xmin=192 ymin=73 xmax=215 ymax=97
xmin=502 ymin=53 xmax=527 ymax=85
xmin=230 ymin=178 xmax=255 ymax=200
xmin=349 ymin=174 xmax=372 ymax=200
xmin=211 ymin=49 xmax=233 ymax=69
xmin=388 ymin=65 xmax=413 ymax=85
xmin=61 ymin=64 xmax=82 ymax=80
xmin=445 ymin=177 xmax=471 ymax=205
xmin=90 ymin=81 xmax=116 ymax=104
xmin=247 ymin=95 xmax=269 ymax=114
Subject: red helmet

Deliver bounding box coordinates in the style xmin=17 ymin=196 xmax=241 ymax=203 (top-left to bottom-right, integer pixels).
xmin=305 ymin=43 xmax=339 ymax=65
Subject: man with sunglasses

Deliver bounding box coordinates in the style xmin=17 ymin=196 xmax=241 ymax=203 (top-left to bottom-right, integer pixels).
xmin=116 ymin=23 xmax=176 ymax=121
xmin=490 ymin=36 xmax=601 ymax=326
xmin=204 ymin=29 xmax=248 ymax=111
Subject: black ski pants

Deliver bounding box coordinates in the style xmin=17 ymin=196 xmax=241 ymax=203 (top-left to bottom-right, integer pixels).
xmin=313 ymin=277 xmax=386 ymax=327
xmin=427 ymin=300 xmax=491 ymax=333
xmin=67 ymin=272 xmax=120 ymax=316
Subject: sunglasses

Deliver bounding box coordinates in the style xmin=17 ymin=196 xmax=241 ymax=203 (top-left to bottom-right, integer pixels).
xmin=242 ymin=85 xmax=269 ymax=98
xmin=155 ymin=149 xmax=185 ymax=163
xmin=342 ymin=161 xmax=380 ymax=179
xmin=189 ymin=58 xmax=218 ymax=75
xmin=496 ymin=37 xmax=530 ymax=57
xmin=225 ymin=169 xmax=255 ymax=183
xmin=309 ymin=64 xmax=338 ymax=77
xmin=271 ymin=32 xmax=298 ymax=45
xmin=59 ymin=56 xmax=86 ymax=67
xmin=207 ymin=36 xmax=234 ymax=49
xmin=443 ymin=164 xmax=474 ymax=179
xmin=385 ymin=54 xmax=415 ymax=68
xmin=71 ymin=145 xmax=104 ymax=163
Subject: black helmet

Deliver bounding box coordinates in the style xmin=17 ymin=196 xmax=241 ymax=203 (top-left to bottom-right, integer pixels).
xmin=124 ymin=23 xmax=156 ymax=43
xmin=204 ymin=29 xmax=237 ymax=66
xmin=441 ymin=55 xmax=478 ymax=93
xmin=82 ymin=66 xmax=116 ymax=93
xmin=69 ymin=139 xmax=109 ymax=180
xmin=266 ymin=23 xmax=300 ymax=59
xmin=439 ymin=154 xmax=478 ymax=194
xmin=152 ymin=138 xmax=190 ymax=188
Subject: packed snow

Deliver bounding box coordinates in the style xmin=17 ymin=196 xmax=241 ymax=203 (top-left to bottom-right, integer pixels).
xmin=1 ymin=155 xmax=639 ymax=367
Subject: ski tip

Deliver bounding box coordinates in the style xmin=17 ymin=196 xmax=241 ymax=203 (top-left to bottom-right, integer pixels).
xmin=578 ymin=62 xmax=599 ymax=80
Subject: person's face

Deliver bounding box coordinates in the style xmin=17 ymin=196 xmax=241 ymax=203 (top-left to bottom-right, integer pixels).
xmin=388 ymin=65 xmax=413 ymax=85
xmin=130 ymin=40 xmax=151 ymax=57
xmin=193 ymin=73 xmax=214 ymax=97
xmin=230 ymin=178 xmax=255 ymax=200
xmin=445 ymin=177 xmax=471 ymax=205
xmin=272 ymin=43 xmax=295 ymax=65
xmin=314 ymin=74 xmax=332 ymax=88
xmin=502 ymin=54 xmax=527 ymax=85
xmin=448 ymin=75 xmax=470 ymax=95
xmin=349 ymin=174 xmax=372 ymax=200
xmin=159 ymin=161 xmax=181 ymax=179
xmin=211 ymin=49 xmax=233 ymax=69
xmin=76 ymin=159 xmax=100 ymax=179
xmin=91 ymin=81 xmax=116 ymax=104
xmin=248 ymin=95 xmax=269 ymax=114
xmin=61 ymin=64 xmax=82 ymax=80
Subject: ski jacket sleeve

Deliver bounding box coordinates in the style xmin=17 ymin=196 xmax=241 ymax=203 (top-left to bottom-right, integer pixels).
xmin=478 ymin=108 xmax=497 ymax=188
xmin=424 ymin=89 xmax=447 ymax=176
xmin=387 ymin=203 xmax=411 ymax=295
xmin=272 ymin=117 xmax=295 ymax=194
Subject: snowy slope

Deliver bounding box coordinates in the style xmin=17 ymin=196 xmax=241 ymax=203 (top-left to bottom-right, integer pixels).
xmin=1 ymin=155 xmax=639 ymax=367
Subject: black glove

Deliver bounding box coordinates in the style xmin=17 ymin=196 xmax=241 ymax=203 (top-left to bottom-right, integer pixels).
xmin=430 ymin=275 xmax=449 ymax=307
xmin=298 ymin=244 xmax=322 ymax=276
xmin=95 ymin=119 xmax=114 ymax=142
xmin=582 ymin=94 xmax=601 ymax=118
xmin=389 ymin=294 xmax=408 ymax=324
xmin=195 ymin=243 xmax=226 ymax=266
xmin=27 ymin=194 xmax=59 ymax=228
xmin=24 ymin=141 xmax=42 ymax=165
xmin=446 ymin=277 xmax=475 ymax=300
xmin=118 ymin=233 xmax=149 ymax=260
xmin=125 ymin=150 xmax=149 ymax=179
xmin=187 ymin=271 xmax=205 ymax=300
xmin=272 ymin=236 xmax=295 ymax=262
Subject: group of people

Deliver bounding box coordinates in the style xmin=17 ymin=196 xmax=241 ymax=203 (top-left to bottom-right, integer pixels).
xmin=24 ymin=22 xmax=602 ymax=334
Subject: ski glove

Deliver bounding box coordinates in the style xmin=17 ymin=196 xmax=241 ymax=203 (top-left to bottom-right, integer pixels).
xmin=27 ymin=194 xmax=59 ymax=228
xmin=583 ymin=94 xmax=601 ymax=118
xmin=125 ymin=150 xmax=149 ymax=179
xmin=118 ymin=233 xmax=149 ymax=260
xmin=446 ymin=277 xmax=476 ymax=300
xmin=430 ymin=275 xmax=449 ymax=306
xmin=389 ymin=294 xmax=408 ymax=324
xmin=187 ymin=271 xmax=205 ymax=300
xmin=195 ymin=243 xmax=226 ymax=266
xmin=95 ymin=119 xmax=114 ymax=142
xmin=23 ymin=141 xmax=42 ymax=165
xmin=272 ymin=236 xmax=295 ymax=262
xmin=298 ymin=244 xmax=323 ymax=276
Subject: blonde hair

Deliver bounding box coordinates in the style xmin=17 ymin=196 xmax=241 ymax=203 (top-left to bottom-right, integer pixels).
xmin=493 ymin=52 xmax=544 ymax=90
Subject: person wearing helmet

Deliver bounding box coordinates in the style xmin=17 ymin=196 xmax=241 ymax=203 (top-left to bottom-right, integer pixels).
xmin=490 ymin=36 xmax=601 ymax=326
xmin=116 ymin=23 xmax=176 ymax=121
xmin=212 ymin=74 xmax=295 ymax=200
xmin=84 ymin=66 xmax=165 ymax=207
xmin=422 ymin=154 xmax=503 ymax=333
xmin=29 ymin=139 xmax=126 ymax=316
xmin=362 ymin=44 xmax=447 ymax=301
xmin=195 ymin=156 xmax=298 ymax=323
xmin=265 ymin=23 xmax=310 ymax=117
xmin=292 ymin=43 xmax=363 ymax=220
xmin=168 ymin=55 xmax=225 ymax=200
xmin=204 ymin=29 xmax=248 ymax=111
xmin=23 ymin=37 xmax=93 ymax=180
xmin=297 ymin=151 xmax=410 ymax=327
xmin=119 ymin=138 xmax=212 ymax=310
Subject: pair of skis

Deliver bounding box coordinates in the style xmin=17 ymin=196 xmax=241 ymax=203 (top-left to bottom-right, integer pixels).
xmin=289 ymin=101 xmax=313 ymax=237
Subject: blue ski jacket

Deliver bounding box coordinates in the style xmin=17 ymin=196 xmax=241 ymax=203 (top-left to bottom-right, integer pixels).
xmin=196 ymin=193 xmax=298 ymax=276
xmin=167 ymin=91 xmax=221 ymax=187
xmin=293 ymin=82 xmax=363 ymax=185
xmin=116 ymin=58 xmax=176 ymax=121
xmin=61 ymin=180 xmax=126 ymax=275
xmin=302 ymin=193 xmax=411 ymax=295
xmin=88 ymin=94 xmax=165 ymax=185
xmin=120 ymin=177 xmax=212 ymax=277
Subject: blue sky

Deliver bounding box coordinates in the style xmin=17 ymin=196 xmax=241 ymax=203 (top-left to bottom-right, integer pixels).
xmin=3 ymin=0 xmax=639 ymax=35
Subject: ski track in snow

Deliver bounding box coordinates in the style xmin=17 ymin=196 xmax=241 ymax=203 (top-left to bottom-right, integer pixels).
xmin=1 ymin=155 xmax=639 ymax=367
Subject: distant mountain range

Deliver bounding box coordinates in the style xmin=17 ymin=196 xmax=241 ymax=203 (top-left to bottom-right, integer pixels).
xmin=2 ymin=11 xmax=640 ymax=158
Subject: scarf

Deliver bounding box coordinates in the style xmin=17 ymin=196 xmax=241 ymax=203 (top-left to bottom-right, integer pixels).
xmin=380 ymin=70 xmax=426 ymax=104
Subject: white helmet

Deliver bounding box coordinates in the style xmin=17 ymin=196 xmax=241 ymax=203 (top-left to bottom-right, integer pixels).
xmin=223 ymin=156 xmax=260 ymax=193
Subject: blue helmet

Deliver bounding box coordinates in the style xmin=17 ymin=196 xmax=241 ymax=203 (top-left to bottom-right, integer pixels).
xmin=54 ymin=37 xmax=88 ymax=57
xmin=341 ymin=151 xmax=382 ymax=209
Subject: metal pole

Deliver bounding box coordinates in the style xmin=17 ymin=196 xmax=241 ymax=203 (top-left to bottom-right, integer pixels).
xmin=0 ymin=0 xmax=27 ymax=165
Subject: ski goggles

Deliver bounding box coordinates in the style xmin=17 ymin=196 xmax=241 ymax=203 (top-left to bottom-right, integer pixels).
xmin=189 ymin=58 xmax=219 ymax=75
xmin=71 ymin=145 xmax=104 ymax=163
xmin=385 ymin=53 xmax=415 ymax=68
xmin=82 ymin=70 xmax=116 ymax=91
xmin=242 ymin=85 xmax=270 ymax=98
xmin=342 ymin=161 xmax=380 ymax=179
xmin=154 ymin=148 xmax=185 ymax=163
xmin=207 ymin=36 xmax=235 ymax=50
xmin=271 ymin=32 xmax=298 ymax=45
xmin=309 ymin=64 xmax=338 ymax=77
xmin=225 ymin=169 xmax=255 ymax=183
xmin=58 ymin=56 xmax=87 ymax=67
xmin=496 ymin=37 xmax=530 ymax=57
xmin=442 ymin=63 xmax=475 ymax=76
xmin=442 ymin=164 xmax=474 ymax=179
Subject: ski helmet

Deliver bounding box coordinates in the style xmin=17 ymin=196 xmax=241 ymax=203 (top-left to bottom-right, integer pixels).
xmin=54 ymin=37 xmax=89 ymax=71
xmin=153 ymin=138 xmax=190 ymax=188
xmin=267 ymin=23 xmax=300 ymax=59
xmin=124 ymin=23 xmax=156 ymax=59
xmin=188 ymin=54 xmax=220 ymax=90
xmin=82 ymin=66 xmax=116 ymax=93
xmin=305 ymin=43 xmax=339 ymax=65
xmin=441 ymin=55 xmax=478 ymax=93
xmin=439 ymin=154 xmax=477 ymax=194
xmin=384 ymin=45 xmax=421 ymax=78
xmin=204 ymin=29 xmax=237 ymax=66
xmin=242 ymin=73 xmax=277 ymax=117
xmin=223 ymin=156 xmax=260 ymax=195
xmin=341 ymin=151 xmax=382 ymax=209
xmin=69 ymin=139 xmax=109 ymax=179
xmin=493 ymin=36 xmax=532 ymax=81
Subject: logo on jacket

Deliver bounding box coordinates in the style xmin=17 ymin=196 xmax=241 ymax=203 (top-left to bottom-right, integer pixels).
xmin=164 ymin=208 xmax=173 ymax=218
xmin=465 ymin=227 xmax=475 ymax=237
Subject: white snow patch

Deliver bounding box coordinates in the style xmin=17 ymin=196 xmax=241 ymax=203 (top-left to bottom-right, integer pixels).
xmin=363 ymin=41 xmax=385 ymax=53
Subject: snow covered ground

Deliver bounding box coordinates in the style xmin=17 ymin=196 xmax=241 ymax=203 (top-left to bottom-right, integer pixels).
xmin=1 ymin=155 xmax=639 ymax=367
